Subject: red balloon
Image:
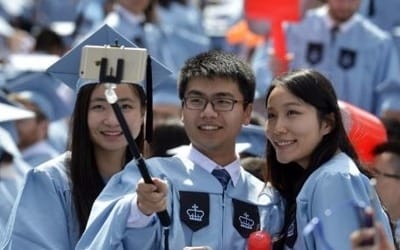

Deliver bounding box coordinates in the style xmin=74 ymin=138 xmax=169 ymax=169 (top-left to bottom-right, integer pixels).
xmin=244 ymin=0 xmax=300 ymax=59
xmin=339 ymin=101 xmax=388 ymax=165
xmin=248 ymin=230 xmax=272 ymax=250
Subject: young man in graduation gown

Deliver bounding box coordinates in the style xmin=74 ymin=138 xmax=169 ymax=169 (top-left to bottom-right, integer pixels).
xmin=76 ymin=50 xmax=284 ymax=250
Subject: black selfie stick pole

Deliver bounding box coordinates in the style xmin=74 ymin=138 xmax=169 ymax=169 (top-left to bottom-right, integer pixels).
xmin=100 ymin=55 xmax=171 ymax=249
xmin=109 ymin=97 xmax=170 ymax=250
xmin=109 ymin=97 xmax=171 ymax=223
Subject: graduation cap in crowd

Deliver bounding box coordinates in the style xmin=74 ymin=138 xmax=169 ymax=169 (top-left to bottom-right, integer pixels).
xmin=4 ymin=72 xmax=73 ymax=121
xmin=0 ymin=89 xmax=35 ymax=148
xmin=236 ymin=124 xmax=266 ymax=158
xmin=0 ymin=102 xmax=35 ymax=123
xmin=0 ymin=126 xmax=23 ymax=161
xmin=5 ymin=54 xmax=60 ymax=74
xmin=0 ymin=89 xmax=35 ymax=123
xmin=47 ymin=24 xmax=172 ymax=142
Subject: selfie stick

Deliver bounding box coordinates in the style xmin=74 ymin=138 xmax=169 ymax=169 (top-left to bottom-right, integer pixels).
xmin=100 ymin=55 xmax=171 ymax=231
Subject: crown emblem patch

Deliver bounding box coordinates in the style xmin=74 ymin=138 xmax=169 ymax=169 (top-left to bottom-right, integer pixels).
xmin=239 ymin=213 xmax=255 ymax=230
xmin=233 ymin=199 xmax=260 ymax=238
xmin=187 ymin=204 xmax=205 ymax=222
xmin=180 ymin=191 xmax=209 ymax=231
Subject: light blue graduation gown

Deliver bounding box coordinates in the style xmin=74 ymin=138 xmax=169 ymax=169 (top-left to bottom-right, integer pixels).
xmin=74 ymin=0 xmax=107 ymax=39
xmin=0 ymin=127 xmax=30 ymax=239
xmin=284 ymin=6 xmax=400 ymax=115
xmin=1 ymin=152 xmax=80 ymax=250
xmin=21 ymin=0 xmax=78 ymax=25
xmin=0 ymin=158 xmax=29 ymax=236
xmin=104 ymin=6 xmax=210 ymax=74
xmin=251 ymin=39 xmax=274 ymax=99
xmin=48 ymin=119 xmax=70 ymax=154
xmin=291 ymin=152 xmax=393 ymax=250
xmin=76 ymin=155 xmax=285 ymax=250
xmin=358 ymin=0 xmax=400 ymax=33
xmin=358 ymin=0 xmax=400 ymax=59
xmin=21 ymin=140 xmax=60 ymax=168
xmin=157 ymin=2 xmax=205 ymax=35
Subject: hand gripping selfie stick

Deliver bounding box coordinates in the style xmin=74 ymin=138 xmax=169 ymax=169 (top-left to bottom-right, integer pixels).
xmin=82 ymin=44 xmax=171 ymax=248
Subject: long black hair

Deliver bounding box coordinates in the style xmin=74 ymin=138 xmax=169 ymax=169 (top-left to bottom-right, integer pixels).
xmin=265 ymin=69 xmax=361 ymax=199
xmin=68 ymin=83 xmax=146 ymax=234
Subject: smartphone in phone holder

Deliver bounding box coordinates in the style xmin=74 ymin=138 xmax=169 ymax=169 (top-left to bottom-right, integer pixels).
xmin=79 ymin=45 xmax=148 ymax=84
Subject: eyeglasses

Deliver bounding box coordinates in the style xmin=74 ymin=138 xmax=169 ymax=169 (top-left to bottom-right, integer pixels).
xmin=371 ymin=168 xmax=400 ymax=180
xmin=183 ymin=96 xmax=246 ymax=112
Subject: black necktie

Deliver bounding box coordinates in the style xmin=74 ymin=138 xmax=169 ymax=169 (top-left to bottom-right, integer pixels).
xmin=212 ymin=168 xmax=231 ymax=190
xmin=368 ymin=0 xmax=375 ymax=17
xmin=331 ymin=25 xmax=339 ymax=44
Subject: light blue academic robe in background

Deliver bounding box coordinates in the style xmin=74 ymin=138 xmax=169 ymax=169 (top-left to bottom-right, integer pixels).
xmin=285 ymin=6 xmax=400 ymax=115
xmin=291 ymin=152 xmax=392 ymax=250
xmin=252 ymin=5 xmax=400 ymax=116
xmin=20 ymin=0 xmax=78 ymax=25
xmin=76 ymin=154 xmax=285 ymax=249
xmin=104 ymin=5 xmax=210 ymax=74
xmin=358 ymin=0 xmax=400 ymax=33
xmin=157 ymin=2 xmax=205 ymax=36
xmin=0 ymin=127 xmax=30 ymax=238
xmin=0 ymin=158 xmax=29 ymax=231
xmin=1 ymin=152 xmax=80 ymax=250
xmin=251 ymin=39 xmax=274 ymax=99
xmin=48 ymin=119 xmax=70 ymax=154
xmin=20 ymin=140 xmax=60 ymax=168
xmin=358 ymin=0 xmax=400 ymax=58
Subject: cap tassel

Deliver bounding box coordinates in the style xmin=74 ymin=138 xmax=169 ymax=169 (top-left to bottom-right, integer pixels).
xmin=145 ymin=55 xmax=153 ymax=142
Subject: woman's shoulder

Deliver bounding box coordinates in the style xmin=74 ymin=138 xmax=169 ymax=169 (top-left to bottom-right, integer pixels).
xmin=28 ymin=152 xmax=71 ymax=188
xmin=302 ymin=153 xmax=363 ymax=188
xmin=319 ymin=152 xmax=359 ymax=173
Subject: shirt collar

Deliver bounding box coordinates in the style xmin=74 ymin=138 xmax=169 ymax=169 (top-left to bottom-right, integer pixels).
xmin=186 ymin=144 xmax=241 ymax=186
xmin=321 ymin=5 xmax=358 ymax=33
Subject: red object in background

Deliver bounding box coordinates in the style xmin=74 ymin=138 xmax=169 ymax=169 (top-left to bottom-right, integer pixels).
xmin=248 ymin=230 xmax=272 ymax=250
xmin=226 ymin=20 xmax=266 ymax=48
xmin=244 ymin=0 xmax=300 ymax=60
xmin=339 ymin=100 xmax=388 ymax=166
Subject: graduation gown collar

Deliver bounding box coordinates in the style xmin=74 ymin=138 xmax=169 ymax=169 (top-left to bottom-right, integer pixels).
xmin=184 ymin=144 xmax=241 ymax=186
xmin=318 ymin=5 xmax=359 ymax=33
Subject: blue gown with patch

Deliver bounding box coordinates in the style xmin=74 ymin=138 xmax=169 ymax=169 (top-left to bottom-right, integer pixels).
xmin=285 ymin=6 xmax=400 ymax=115
xmin=252 ymin=5 xmax=400 ymax=115
xmin=76 ymin=153 xmax=285 ymax=249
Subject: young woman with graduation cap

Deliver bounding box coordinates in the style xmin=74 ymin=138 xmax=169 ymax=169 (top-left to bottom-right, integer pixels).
xmin=1 ymin=24 xmax=171 ymax=249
